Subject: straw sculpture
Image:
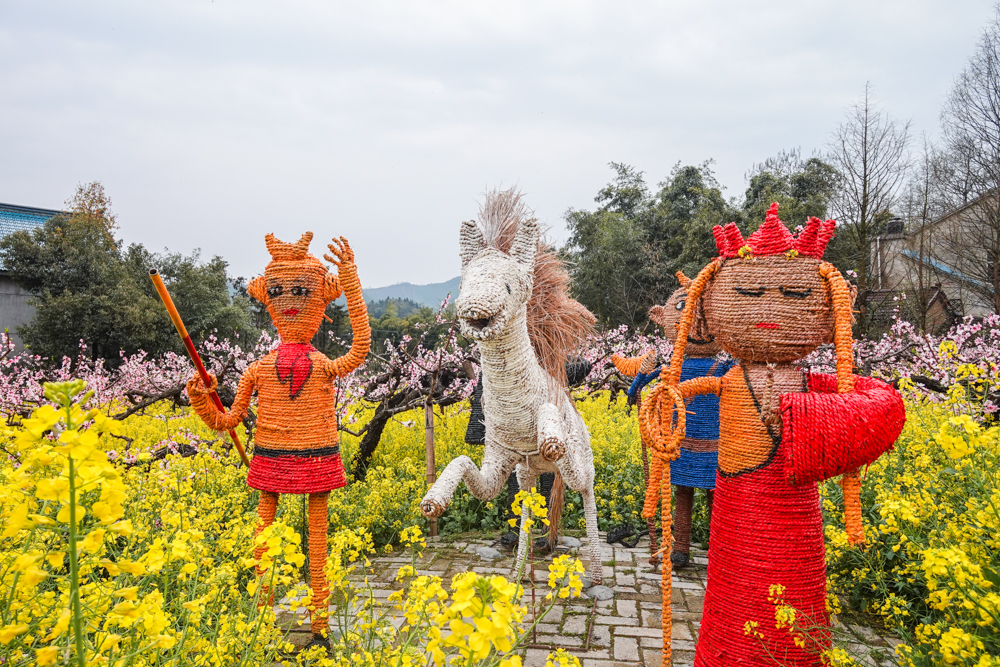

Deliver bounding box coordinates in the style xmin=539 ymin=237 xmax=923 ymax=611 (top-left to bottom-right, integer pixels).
xmin=187 ymin=233 xmax=370 ymax=650
xmin=639 ymin=203 xmax=905 ymax=666
xmin=613 ymin=274 xmax=734 ymax=570
xmin=420 ymin=188 xmax=602 ymax=583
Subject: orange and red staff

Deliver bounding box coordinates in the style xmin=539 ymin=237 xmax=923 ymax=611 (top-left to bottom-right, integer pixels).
xmin=149 ymin=269 xmax=251 ymax=467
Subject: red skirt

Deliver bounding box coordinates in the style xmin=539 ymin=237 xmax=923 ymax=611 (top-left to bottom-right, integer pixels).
xmin=246 ymin=445 xmax=347 ymax=494
xmin=695 ymin=462 xmax=829 ymax=666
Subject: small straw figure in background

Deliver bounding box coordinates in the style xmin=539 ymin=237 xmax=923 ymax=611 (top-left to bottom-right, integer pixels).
xmin=614 ymin=272 xmax=734 ymax=569
xmin=186 ymin=233 xmax=370 ymax=650
xmin=641 ymin=203 xmax=905 ymax=667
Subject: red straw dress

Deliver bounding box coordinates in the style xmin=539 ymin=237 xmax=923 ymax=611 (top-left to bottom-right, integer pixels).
xmin=693 ymin=369 xmax=904 ymax=667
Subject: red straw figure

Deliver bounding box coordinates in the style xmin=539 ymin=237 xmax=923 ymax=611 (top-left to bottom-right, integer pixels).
xmin=641 ymin=204 xmax=905 ymax=666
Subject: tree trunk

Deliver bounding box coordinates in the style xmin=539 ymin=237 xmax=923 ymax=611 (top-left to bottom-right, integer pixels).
xmin=350 ymin=391 xmax=414 ymax=481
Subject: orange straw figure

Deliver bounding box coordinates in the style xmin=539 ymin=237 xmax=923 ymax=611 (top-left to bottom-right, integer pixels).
xmin=186 ymin=233 xmax=370 ymax=649
xmin=640 ymin=204 xmax=905 ymax=667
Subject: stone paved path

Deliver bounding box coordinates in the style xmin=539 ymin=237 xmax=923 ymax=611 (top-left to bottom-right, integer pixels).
xmin=278 ymin=531 xmax=901 ymax=666
xmin=281 ymin=531 xmax=706 ymax=667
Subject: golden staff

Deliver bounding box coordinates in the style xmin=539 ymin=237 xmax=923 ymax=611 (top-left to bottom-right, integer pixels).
xmin=149 ymin=269 xmax=251 ymax=467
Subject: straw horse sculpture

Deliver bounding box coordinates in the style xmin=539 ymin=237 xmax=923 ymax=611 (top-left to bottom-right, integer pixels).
xmin=420 ymin=190 xmax=601 ymax=583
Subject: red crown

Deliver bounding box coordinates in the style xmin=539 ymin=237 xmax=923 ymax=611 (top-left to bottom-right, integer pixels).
xmin=712 ymin=202 xmax=835 ymax=259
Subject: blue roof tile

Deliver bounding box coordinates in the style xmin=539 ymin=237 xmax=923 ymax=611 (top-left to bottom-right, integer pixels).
xmin=0 ymin=203 xmax=64 ymax=271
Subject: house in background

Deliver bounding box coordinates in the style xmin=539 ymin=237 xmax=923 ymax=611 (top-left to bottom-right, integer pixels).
xmin=1 ymin=202 xmax=62 ymax=351
xmin=870 ymin=193 xmax=998 ymax=333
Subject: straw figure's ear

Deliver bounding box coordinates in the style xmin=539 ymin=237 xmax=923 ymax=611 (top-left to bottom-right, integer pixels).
xmin=511 ymin=219 xmax=539 ymax=268
xmin=649 ymin=305 xmax=668 ymax=328
xmin=324 ymin=272 xmax=342 ymax=303
xmin=248 ymin=276 xmax=267 ymax=304
xmin=460 ymin=220 xmax=485 ymax=269
xmin=676 ymin=271 xmax=692 ymax=289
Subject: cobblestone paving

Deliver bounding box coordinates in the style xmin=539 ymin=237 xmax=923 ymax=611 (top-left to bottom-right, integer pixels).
xmin=281 ymin=531 xmax=706 ymax=667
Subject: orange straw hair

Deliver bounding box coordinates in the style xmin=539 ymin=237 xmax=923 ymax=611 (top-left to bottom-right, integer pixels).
xmin=664 ymin=260 xmax=722 ymax=387
xmin=637 ymin=262 xmax=722 ymax=667
xmin=819 ymin=261 xmax=866 ymax=545
xmin=818 ymin=262 xmax=856 ymax=393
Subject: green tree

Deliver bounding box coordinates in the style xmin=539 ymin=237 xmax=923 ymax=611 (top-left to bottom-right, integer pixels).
xmin=0 ymin=183 xmax=253 ymax=362
xmin=742 ymin=149 xmax=839 ymax=228
xmin=564 ymin=161 xmax=736 ymax=326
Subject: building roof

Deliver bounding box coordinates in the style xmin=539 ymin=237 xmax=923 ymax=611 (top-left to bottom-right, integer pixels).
xmin=0 ymin=202 xmax=64 ymax=272
xmin=0 ymin=202 xmax=62 ymax=238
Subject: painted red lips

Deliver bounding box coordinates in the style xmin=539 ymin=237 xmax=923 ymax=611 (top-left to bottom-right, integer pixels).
xmin=283 ymin=309 xmax=300 ymax=317
xmin=756 ymin=322 xmax=780 ymax=329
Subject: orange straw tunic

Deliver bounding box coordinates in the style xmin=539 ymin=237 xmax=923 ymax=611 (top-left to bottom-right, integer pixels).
xmin=189 ymin=269 xmax=370 ymax=494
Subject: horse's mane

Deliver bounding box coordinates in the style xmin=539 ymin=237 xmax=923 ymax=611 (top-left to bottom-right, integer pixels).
xmin=477 ymin=188 xmax=596 ymax=386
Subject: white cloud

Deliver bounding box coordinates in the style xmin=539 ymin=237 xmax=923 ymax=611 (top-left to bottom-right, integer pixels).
xmin=0 ymin=0 xmax=992 ymax=285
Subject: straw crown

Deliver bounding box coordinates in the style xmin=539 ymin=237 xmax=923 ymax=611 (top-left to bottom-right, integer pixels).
xmin=712 ymin=202 xmax=836 ymax=259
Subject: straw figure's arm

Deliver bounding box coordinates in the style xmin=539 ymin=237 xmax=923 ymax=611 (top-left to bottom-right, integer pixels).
xmin=187 ymin=363 xmax=259 ymax=431
xmin=678 ymin=376 xmax=721 ymax=399
xmin=323 ymin=238 xmax=371 ymax=379
xmin=781 ymin=373 xmax=905 ymax=486
xmin=611 ymin=351 xmax=656 ymax=378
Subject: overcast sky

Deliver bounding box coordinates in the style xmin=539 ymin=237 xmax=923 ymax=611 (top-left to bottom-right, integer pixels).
xmin=1 ymin=1 xmax=994 ymax=287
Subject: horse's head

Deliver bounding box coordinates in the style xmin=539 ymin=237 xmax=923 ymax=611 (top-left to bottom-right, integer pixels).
xmin=455 ymin=217 xmax=538 ymax=342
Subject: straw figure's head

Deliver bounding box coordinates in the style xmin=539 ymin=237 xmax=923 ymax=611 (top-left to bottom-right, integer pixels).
xmin=247 ymin=232 xmax=342 ymax=344
xmin=649 ymin=272 xmax=721 ymax=357
xmin=666 ymin=203 xmax=855 ymax=390
xmin=456 ymin=188 xmax=595 ymax=385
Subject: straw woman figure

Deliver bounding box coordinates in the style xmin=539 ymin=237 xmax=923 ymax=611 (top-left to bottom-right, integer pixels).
xmin=640 ymin=203 xmax=905 ymax=666
xmin=186 ymin=233 xmax=370 ymax=650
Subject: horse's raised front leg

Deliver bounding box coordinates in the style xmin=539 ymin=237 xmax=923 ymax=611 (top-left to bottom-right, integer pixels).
xmin=420 ymin=446 xmax=518 ymax=518
xmin=537 ymin=402 xmax=566 ymax=462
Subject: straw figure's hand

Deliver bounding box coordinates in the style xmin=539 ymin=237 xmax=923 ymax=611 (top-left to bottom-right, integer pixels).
xmin=187 ymin=372 xmax=219 ymax=398
xmin=324 ymin=236 xmax=356 ymax=274
xmin=638 ymin=350 xmax=657 ymax=375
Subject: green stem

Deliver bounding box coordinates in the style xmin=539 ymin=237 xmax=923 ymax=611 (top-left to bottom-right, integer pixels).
xmin=68 ymin=454 xmax=87 ymax=667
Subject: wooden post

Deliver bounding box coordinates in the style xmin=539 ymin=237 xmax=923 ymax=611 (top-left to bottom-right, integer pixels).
xmin=425 ymin=398 xmax=438 ymax=537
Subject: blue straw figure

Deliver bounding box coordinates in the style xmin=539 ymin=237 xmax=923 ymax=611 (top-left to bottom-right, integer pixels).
xmin=628 ymin=272 xmax=734 ymax=568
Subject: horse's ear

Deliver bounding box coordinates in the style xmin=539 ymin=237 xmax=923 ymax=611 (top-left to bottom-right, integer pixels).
xmin=511 ymin=219 xmax=538 ymax=268
xmin=248 ymin=276 xmax=267 ymax=303
xmin=460 ymin=220 xmax=485 ymax=269
xmin=676 ymin=271 xmax=692 ymax=289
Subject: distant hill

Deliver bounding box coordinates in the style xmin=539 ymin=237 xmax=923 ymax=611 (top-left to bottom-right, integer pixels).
xmin=366 ymin=297 xmax=427 ymax=319
xmin=362 ymin=277 xmax=460 ymax=309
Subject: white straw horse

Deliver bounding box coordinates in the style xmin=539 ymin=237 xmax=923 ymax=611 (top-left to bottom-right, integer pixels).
xmin=420 ymin=189 xmax=602 ymax=583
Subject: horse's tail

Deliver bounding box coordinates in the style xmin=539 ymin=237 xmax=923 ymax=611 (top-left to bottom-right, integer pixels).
xmin=548 ymin=472 xmax=564 ymax=548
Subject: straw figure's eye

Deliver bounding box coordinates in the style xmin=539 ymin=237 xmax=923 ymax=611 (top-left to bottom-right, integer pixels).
xmin=779 ymin=286 xmax=812 ymax=299
xmin=267 ymin=285 xmax=284 ymax=298
xmin=290 ymin=285 xmax=309 ymax=297
xmin=735 ymin=287 xmax=766 ymax=297
xmin=675 ymin=299 xmax=686 ymax=311
xmin=506 ymin=283 xmax=511 ymax=295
